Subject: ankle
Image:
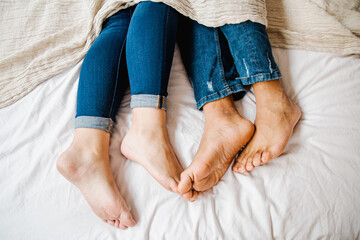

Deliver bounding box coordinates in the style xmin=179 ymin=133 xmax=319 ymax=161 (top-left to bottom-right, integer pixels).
xmin=131 ymin=108 xmax=167 ymax=131
xmin=203 ymin=96 xmax=240 ymax=121
xmin=71 ymin=128 xmax=110 ymax=156
xmin=252 ymin=79 xmax=282 ymax=92
xmin=252 ymin=79 xmax=286 ymax=103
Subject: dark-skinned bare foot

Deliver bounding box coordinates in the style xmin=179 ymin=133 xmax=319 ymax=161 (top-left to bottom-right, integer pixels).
xmin=233 ymin=79 xmax=301 ymax=173
xmin=57 ymin=128 xmax=136 ymax=229
xmin=178 ymin=96 xmax=254 ymax=198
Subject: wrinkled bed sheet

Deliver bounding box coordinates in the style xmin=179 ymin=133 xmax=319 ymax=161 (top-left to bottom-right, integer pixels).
xmin=1 ymin=47 xmax=359 ymax=239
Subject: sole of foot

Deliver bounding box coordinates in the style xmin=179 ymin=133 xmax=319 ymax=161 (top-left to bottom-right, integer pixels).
xmin=233 ymin=80 xmax=301 ymax=173
xmin=178 ymin=107 xmax=254 ymax=198
xmin=121 ymin=108 xmax=184 ymax=195
xmin=57 ymin=128 xmax=136 ymax=229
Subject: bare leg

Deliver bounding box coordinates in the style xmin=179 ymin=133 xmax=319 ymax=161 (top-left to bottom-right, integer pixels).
xmin=57 ymin=128 xmax=136 ymax=229
xmin=233 ymin=79 xmax=301 ymax=173
xmin=178 ymin=96 xmax=254 ymax=197
xmin=121 ymin=108 xmax=199 ymax=199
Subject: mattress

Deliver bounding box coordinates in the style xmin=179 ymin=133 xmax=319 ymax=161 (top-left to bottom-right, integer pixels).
xmin=0 ymin=46 xmax=359 ymax=239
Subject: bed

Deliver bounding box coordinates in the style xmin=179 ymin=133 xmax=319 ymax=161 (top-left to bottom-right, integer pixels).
xmin=1 ymin=44 xmax=360 ymax=239
xmin=1 ymin=0 xmax=360 ymax=239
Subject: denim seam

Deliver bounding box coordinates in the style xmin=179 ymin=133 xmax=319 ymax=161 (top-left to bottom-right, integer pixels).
xmin=160 ymin=7 xmax=170 ymax=96
xmin=107 ymin=119 xmax=113 ymax=133
xmin=244 ymin=23 xmax=261 ymax=74
xmin=196 ymin=84 xmax=246 ymax=109
xmin=157 ymin=95 xmax=164 ymax=109
xmin=196 ymin=82 xmax=244 ymax=104
xmin=243 ymin=74 xmax=282 ymax=85
xmin=108 ymin=40 xmax=126 ymax=118
xmin=228 ymin=83 xmax=247 ymax=92
xmin=214 ymin=28 xmax=229 ymax=89
xmin=237 ymin=71 xmax=281 ymax=83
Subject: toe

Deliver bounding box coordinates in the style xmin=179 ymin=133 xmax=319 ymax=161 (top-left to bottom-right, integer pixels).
xmin=178 ymin=171 xmax=193 ymax=194
xmin=119 ymin=223 xmax=128 ymax=230
xmin=238 ymin=155 xmax=249 ymax=173
xmin=252 ymin=152 xmax=262 ymax=166
xmin=246 ymin=159 xmax=254 ymax=171
xmin=232 ymin=161 xmax=242 ymax=173
xmin=182 ymin=191 xmax=193 ymax=201
xmin=261 ymin=151 xmax=272 ymax=163
xmin=114 ymin=219 xmax=120 ymax=228
xmin=182 ymin=189 xmax=197 ymax=201
xmin=182 ymin=188 xmax=200 ymax=201
xmin=169 ymin=178 xmax=179 ymax=193
xmin=120 ymin=212 xmax=136 ymax=227
xmin=233 ymin=152 xmax=247 ymax=173
xmin=189 ymin=190 xmax=199 ymax=202
xmin=107 ymin=220 xmax=115 ymax=227
xmin=236 ymin=163 xmax=247 ymax=174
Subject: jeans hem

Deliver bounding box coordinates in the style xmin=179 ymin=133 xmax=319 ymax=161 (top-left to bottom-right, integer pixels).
xmin=240 ymin=71 xmax=282 ymax=85
xmin=75 ymin=116 xmax=113 ymax=133
xmin=196 ymin=85 xmax=247 ymax=110
xmin=130 ymin=94 xmax=167 ymax=110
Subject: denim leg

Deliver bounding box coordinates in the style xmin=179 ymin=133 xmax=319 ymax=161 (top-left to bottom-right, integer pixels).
xmin=75 ymin=9 xmax=133 ymax=132
xmin=220 ymin=21 xmax=282 ymax=85
xmin=126 ymin=2 xmax=179 ymax=111
xmin=177 ymin=17 xmax=246 ymax=109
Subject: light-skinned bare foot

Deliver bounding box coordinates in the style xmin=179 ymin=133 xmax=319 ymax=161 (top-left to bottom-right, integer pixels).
xmin=57 ymin=128 xmax=136 ymax=229
xmin=233 ymin=79 xmax=301 ymax=173
xmin=121 ymin=108 xmax=193 ymax=196
xmin=178 ymin=96 xmax=254 ymax=198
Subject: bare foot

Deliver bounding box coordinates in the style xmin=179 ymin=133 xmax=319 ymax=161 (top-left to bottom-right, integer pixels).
xmin=178 ymin=96 xmax=254 ymax=198
xmin=233 ymin=79 xmax=301 ymax=173
xmin=56 ymin=128 xmax=136 ymax=229
xmin=120 ymin=108 xmax=194 ymax=197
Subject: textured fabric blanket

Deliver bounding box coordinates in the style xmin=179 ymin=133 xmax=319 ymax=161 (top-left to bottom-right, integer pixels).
xmin=0 ymin=0 xmax=359 ymax=108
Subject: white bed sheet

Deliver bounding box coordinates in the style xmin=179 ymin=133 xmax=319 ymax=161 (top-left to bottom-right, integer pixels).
xmin=1 ymin=47 xmax=360 ymax=239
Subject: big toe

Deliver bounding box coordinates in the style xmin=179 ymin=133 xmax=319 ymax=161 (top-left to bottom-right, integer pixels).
xmin=261 ymin=151 xmax=272 ymax=164
xmin=120 ymin=211 xmax=136 ymax=227
xmin=182 ymin=189 xmax=199 ymax=202
xmin=252 ymin=152 xmax=262 ymax=166
xmin=233 ymin=154 xmax=248 ymax=173
xmin=178 ymin=171 xmax=194 ymax=194
xmin=245 ymin=159 xmax=254 ymax=171
xmin=168 ymin=178 xmax=179 ymax=193
xmin=119 ymin=223 xmax=128 ymax=230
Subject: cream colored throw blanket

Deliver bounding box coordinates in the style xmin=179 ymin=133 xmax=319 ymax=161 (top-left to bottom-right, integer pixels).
xmin=0 ymin=0 xmax=359 ymax=108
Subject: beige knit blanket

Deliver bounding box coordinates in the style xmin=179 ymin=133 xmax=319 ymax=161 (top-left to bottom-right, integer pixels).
xmin=0 ymin=0 xmax=359 ymax=108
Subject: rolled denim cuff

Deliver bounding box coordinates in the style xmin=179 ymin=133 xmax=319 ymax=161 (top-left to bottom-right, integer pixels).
xmin=240 ymin=71 xmax=282 ymax=86
xmin=75 ymin=116 xmax=113 ymax=133
xmin=130 ymin=94 xmax=167 ymax=111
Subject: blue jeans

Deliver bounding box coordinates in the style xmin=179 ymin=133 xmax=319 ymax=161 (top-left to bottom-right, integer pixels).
xmin=127 ymin=5 xmax=178 ymax=110
xmin=75 ymin=2 xmax=178 ymax=132
xmin=178 ymin=17 xmax=282 ymax=109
